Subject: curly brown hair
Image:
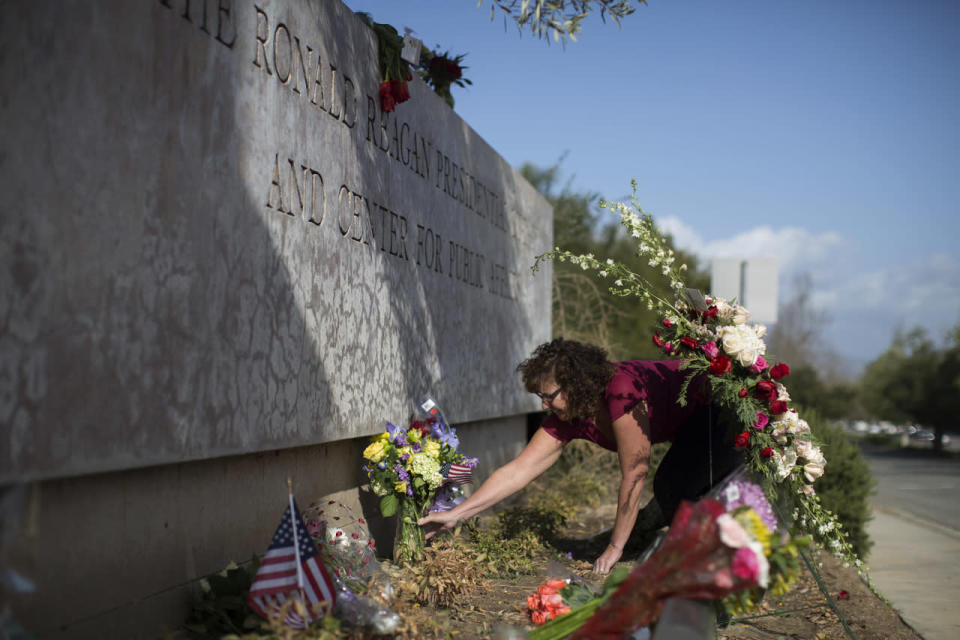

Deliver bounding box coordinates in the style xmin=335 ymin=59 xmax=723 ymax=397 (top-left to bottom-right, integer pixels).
xmin=516 ymin=338 xmax=616 ymax=421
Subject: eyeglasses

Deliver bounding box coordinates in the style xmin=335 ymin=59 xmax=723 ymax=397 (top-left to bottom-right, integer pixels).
xmin=535 ymin=388 xmax=562 ymax=402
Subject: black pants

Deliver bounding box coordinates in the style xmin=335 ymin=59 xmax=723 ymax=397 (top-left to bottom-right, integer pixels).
xmin=652 ymin=404 xmax=744 ymax=525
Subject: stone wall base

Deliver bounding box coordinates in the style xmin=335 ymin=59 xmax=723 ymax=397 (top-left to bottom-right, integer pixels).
xmin=6 ymin=415 xmax=528 ymax=639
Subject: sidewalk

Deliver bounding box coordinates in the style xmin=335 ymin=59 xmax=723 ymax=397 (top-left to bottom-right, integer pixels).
xmin=866 ymin=505 xmax=960 ymax=640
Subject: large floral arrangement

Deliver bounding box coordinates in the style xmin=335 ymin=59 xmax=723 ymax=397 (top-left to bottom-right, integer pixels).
xmin=362 ymin=415 xmax=476 ymax=564
xmin=532 ymin=180 xmax=862 ymax=570
xmin=527 ymin=478 xmax=807 ymax=639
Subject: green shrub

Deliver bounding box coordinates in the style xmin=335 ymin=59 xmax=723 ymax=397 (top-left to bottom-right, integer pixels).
xmin=806 ymin=408 xmax=875 ymax=558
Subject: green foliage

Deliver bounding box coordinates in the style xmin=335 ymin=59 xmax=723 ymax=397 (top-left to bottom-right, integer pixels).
xmin=379 ymin=493 xmax=398 ymax=518
xmin=466 ymin=520 xmax=549 ymax=576
xmin=183 ymin=559 xmax=262 ymax=639
xmin=805 ymin=408 xmax=875 ymax=558
xmin=481 ymin=0 xmax=644 ymax=44
xmin=496 ymin=505 xmax=568 ymax=542
xmin=520 ymin=161 xmax=709 ymax=360
xmin=860 ymin=325 xmax=960 ymax=452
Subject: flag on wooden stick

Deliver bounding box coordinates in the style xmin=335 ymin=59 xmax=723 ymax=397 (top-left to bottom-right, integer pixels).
xmin=246 ymin=495 xmax=336 ymax=629
xmin=442 ymin=462 xmax=473 ymax=485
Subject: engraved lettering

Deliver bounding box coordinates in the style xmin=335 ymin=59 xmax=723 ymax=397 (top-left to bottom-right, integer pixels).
xmin=327 ymin=64 xmax=341 ymax=119
xmin=273 ymin=23 xmax=293 ymax=84
xmin=291 ymin=37 xmax=312 ymax=96
xmin=365 ymin=95 xmax=378 ymax=146
xmin=305 ymin=167 xmax=325 ymax=225
xmin=215 ymin=0 xmax=237 ymax=47
xmin=342 ymin=75 xmax=357 ymax=128
xmin=253 ymin=6 xmax=271 ymax=74
xmin=337 ymin=185 xmax=353 ymax=237
xmin=266 ymin=153 xmax=286 ymax=212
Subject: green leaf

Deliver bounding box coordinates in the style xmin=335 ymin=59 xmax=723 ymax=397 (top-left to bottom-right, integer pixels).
xmin=380 ymin=493 xmax=399 ymax=518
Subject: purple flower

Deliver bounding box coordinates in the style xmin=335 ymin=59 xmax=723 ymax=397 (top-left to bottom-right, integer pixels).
xmin=394 ymin=464 xmax=409 ymax=482
xmin=432 ymin=423 xmax=460 ymax=449
xmin=377 ymin=461 xmax=386 ymax=470
xmin=428 ymin=486 xmax=467 ymax=512
xmin=386 ymin=421 xmax=407 ymax=446
xmin=721 ymin=480 xmax=778 ymax=531
xmin=411 ymin=441 xmax=423 ymax=453
xmin=400 ymin=453 xmax=410 ymax=462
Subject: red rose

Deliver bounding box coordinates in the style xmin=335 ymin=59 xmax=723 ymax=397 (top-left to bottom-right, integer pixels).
xmin=738 ymin=388 xmax=748 ymax=398
xmin=760 ymin=446 xmax=775 ymax=459
xmin=446 ymin=60 xmax=462 ymax=79
xmin=703 ymin=305 xmax=718 ymax=319
xmin=709 ymin=353 xmax=732 ymax=376
xmin=680 ymin=336 xmax=699 ymax=349
xmin=390 ymin=79 xmax=410 ymax=104
xmin=769 ymin=399 xmax=788 ymax=414
xmin=662 ymin=317 xmax=673 ymax=328
xmin=838 ymin=589 xmax=850 ymax=600
xmin=379 ymin=81 xmax=395 ymax=112
xmin=754 ymin=380 xmax=778 ymax=402
xmin=652 ymin=332 xmax=664 ymax=348
xmin=734 ymin=431 xmax=751 ymax=448
xmin=770 ymin=363 xmax=791 ymax=380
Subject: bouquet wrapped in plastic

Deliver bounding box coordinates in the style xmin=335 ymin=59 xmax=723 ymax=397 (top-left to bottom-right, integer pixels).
xmin=529 ymin=472 xmax=807 ymax=640
xmin=362 ymin=397 xmax=476 ymax=564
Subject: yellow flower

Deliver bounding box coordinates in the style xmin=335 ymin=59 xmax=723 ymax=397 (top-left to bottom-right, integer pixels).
xmin=363 ymin=440 xmax=387 ymax=463
xmin=736 ymin=509 xmax=772 ymax=556
xmin=423 ymin=439 xmax=441 ymax=458
xmin=394 ymin=480 xmax=408 ymax=494
xmin=374 ymin=432 xmax=389 ymax=442
xmin=399 ymin=446 xmax=412 ymax=457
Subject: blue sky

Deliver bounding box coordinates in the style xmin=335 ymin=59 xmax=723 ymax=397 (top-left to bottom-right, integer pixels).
xmin=344 ymin=0 xmax=960 ymax=374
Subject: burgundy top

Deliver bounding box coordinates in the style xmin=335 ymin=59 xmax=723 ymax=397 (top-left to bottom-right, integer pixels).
xmin=540 ymin=360 xmax=708 ymax=451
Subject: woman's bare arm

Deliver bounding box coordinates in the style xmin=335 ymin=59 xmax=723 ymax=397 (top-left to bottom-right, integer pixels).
xmin=419 ymin=427 xmax=564 ymax=535
xmin=593 ymin=410 xmax=652 ymax=573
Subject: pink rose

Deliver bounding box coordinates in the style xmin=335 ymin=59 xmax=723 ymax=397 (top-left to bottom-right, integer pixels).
xmin=702 ymin=341 xmax=719 ymax=359
xmin=749 ymin=355 xmax=768 ymax=374
xmin=732 ymin=547 xmax=760 ymax=583
xmin=753 ymin=411 xmax=770 ymax=430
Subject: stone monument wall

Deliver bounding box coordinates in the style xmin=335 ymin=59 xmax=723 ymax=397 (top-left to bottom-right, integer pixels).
xmin=0 ymin=1 xmax=551 ymax=636
xmin=1 ymin=0 xmax=551 ymax=484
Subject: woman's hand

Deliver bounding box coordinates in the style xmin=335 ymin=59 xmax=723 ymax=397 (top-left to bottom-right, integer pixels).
xmin=593 ymin=543 xmax=623 ymax=575
xmin=418 ymin=510 xmax=459 ymax=540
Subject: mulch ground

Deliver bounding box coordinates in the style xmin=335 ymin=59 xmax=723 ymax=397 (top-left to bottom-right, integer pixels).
xmin=383 ymin=503 xmax=923 ymax=640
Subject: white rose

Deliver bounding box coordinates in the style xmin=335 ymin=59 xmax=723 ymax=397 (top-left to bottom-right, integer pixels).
xmin=776 ymin=383 xmax=791 ymax=402
xmin=720 ymin=325 xmax=765 ymax=367
xmin=776 ymin=449 xmax=798 ymax=479
xmin=733 ymin=305 xmax=751 ymax=325
xmin=715 ymin=299 xmax=733 ymax=319
xmin=803 ymin=460 xmax=825 ymax=482
xmin=750 ymin=541 xmax=770 ymax=588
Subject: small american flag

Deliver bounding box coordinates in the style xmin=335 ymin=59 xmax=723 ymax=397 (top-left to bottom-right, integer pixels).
xmin=443 ymin=462 xmax=473 ymax=485
xmin=246 ymin=498 xmax=336 ymax=629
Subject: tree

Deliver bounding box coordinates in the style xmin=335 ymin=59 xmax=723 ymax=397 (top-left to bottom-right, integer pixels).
xmin=520 ymin=160 xmax=708 ymax=360
xmin=860 ymin=326 xmax=960 ymax=453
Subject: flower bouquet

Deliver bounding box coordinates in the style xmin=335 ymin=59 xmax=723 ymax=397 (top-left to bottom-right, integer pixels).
xmin=528 ymin=483 xmax=806 ymax=639
xmin=526 ymin=578 xmax=596 ymax=626
xmin=362 ymin=410 xmax=476 ymax=565
xmin=533 ymin=181 xmax=860 ymax=566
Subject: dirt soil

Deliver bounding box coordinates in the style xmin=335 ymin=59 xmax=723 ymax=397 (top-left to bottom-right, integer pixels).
xmin=384 ymin=504 xmax=923 ymax=640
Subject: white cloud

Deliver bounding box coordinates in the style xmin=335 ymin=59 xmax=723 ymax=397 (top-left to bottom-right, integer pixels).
xmin=658 ymin=217 xmax=846 ymax=275
xmin=656 ymin=217 xmax=960 ymax=369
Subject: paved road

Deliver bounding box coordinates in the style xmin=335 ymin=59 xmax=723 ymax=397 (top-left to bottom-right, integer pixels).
xmin=861 ymin=447 xmax=960 ymax=640
xmin=863 ymin=447 xmax=960 ymax=531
